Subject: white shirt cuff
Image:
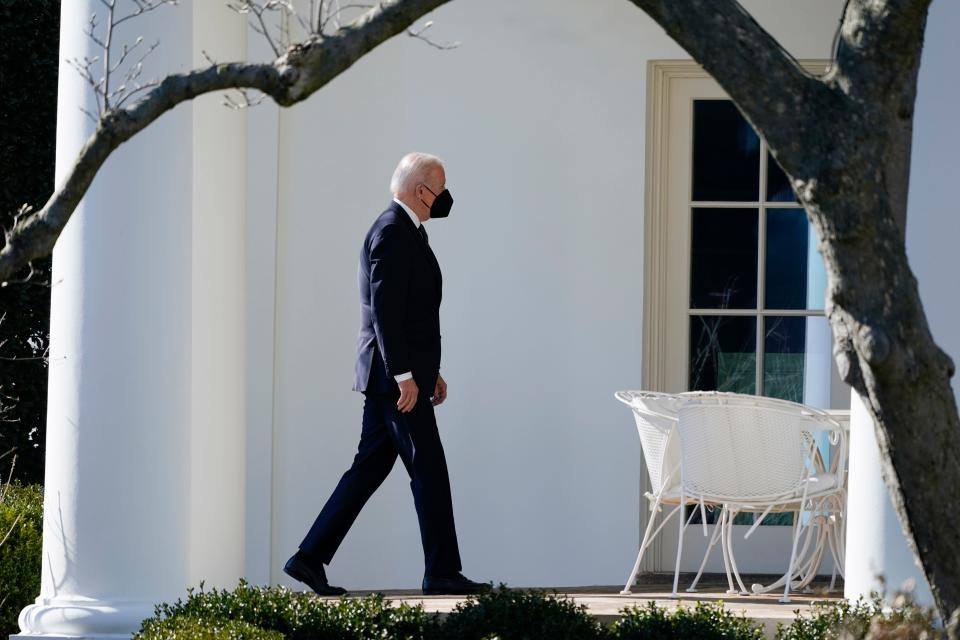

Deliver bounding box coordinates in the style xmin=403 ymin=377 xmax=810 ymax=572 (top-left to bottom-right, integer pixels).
xmin=394 ymin=372 xmax=413 ymax=382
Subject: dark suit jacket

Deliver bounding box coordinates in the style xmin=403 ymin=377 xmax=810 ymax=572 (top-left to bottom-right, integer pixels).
xmin=352 ymin=201 xmax=443 ymax=394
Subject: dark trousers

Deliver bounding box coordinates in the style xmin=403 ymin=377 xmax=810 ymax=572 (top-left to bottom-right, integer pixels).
xmin=298 ymin=390 xmax=462 ymax=577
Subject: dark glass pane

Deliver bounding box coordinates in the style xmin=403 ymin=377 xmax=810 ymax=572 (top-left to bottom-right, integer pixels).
xmin=762 ymin=316 xmax=807 ymax=403
xmin=765 ymin=208 xmax=826 ymax=310
xmin=692 ymin=100 xmax=760 ymax=202
xmin=766 ymin=153 xmax=797 ymax=202
xmin=686 ymin=508 xmax=790 ymax=526
xmin=687 ymin=507 xmax=758 ymax=526
xmin=688 ymin=315 xmax=756 ymax=394
xmin=764 ymin=315 xmax=833 ymax=407
xmin=690 ymin=208 xmax=758 ymax=309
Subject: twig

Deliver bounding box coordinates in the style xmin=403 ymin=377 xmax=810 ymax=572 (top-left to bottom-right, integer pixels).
xmin=109 ymin=35 xmax=145 ymax=74
xmin=227 ymin=2 xmax=283 ymax=57
xmin=0 ymin=514 xmax=22 ymax=550
xmin=223 ymin=89 xmax=268 ymax=109
xmin=406 ymin=21 xmax=460 ymax=50
xmin=113 ymin=0 xmax=180 ymax=28
xmin=113 ymin=79 xmax=161 ymax=109
xmin=73 ymin=1 xmax=176 ymax=116
xmin=0 ymin=453 xmax=17 ymax=505
xmin=0 ymin=261 xmax=36 ymax=285
xmin=321 ymin=3 xmax=375 ymax=31
xmin=202 ymin=51 xmax=267 ymax=110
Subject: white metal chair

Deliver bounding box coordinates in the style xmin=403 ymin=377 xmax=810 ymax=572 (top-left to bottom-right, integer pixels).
xmin=615 ymin=390 xmax=725 ymax=595
xmin=673 ymin=392 xmax=847 ymax=603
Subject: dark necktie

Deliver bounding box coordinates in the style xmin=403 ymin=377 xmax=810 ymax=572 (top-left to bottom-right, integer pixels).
xmin=417 ymin=225 xmax=429 ymax=245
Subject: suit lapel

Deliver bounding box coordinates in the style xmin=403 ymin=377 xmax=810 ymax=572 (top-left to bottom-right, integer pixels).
xmin=388 ymin=201 xmax=442 ymax=296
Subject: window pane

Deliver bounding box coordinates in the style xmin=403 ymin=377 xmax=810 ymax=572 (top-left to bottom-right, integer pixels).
xmin=766 ymin=153 xmax=797 ymax=202
xmin=689 ymin=315 xmax=756 ymax=394
xmin=692 ymin=100 xmax=760 ymax=202
xmin=765 ymin=208 xmax=826 ymax=310
xmin=687 ymin=507 xmax=760 ymax=526
xmin=763 ymin=315 xmax=833 ymax=408
xmin=691 ymin=208 xmax=758 ymax=309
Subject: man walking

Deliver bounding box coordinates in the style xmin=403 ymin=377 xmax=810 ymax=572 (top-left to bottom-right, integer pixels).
xmin=283 ymin=153 xmax=485 ymax=596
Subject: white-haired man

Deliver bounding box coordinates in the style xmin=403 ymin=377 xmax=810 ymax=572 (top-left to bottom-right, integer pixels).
xmin=284 ymin=153 xmax=485 ymax=596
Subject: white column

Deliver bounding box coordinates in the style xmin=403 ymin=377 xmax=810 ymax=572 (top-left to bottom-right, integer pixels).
xmin=243 ymin=24 xmax=282 ymax=586
xmin=844 ymin=391 xmax=934 ymax=607
xmin=188 ymin=0 xmax=248 ymax=589
xmin=14 ymin=3 xmax=195 ymax=638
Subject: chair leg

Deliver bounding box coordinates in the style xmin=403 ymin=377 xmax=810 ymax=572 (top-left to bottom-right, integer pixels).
xmin=687 ymin=509 xmax=724 ymax=593
xmin=672 ymin=491 xmax=686 ymax=598
xmin=724 ymin=509 xmax=749 ymax=595
xmin=717 ymin=508 xmax=737 ymax=594
xmin=781 ymin=489 xmax=810 ymax=604
xmin=620 ymin=496 xmax=664 ymax=595
xmin=788 ymin=516 xmax=825 ymax=593
xmin=750 ymin=511 xmax=818 ymax=595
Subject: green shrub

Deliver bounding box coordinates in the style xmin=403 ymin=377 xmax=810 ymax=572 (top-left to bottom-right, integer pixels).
xmin=0 ymin=482 xmax=43 ymax=637
xmin=133 ymin=578 xmax=433 ymax=640
xmin=434 ymin=585 xmax=606 ymax=640
xmin=139 ymin=581 xmax=960 ymax=640
xmin=136 ymin=615 xmax=285 ymax=640
xmin=612 ymin=601 xmax=764 ymax=639
xmin=775 ymin=593 xmax=947 ymax=640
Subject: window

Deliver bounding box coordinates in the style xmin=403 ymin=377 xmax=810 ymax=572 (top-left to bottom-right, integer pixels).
xmin=686 ymin=100 xmax=834 ymax=408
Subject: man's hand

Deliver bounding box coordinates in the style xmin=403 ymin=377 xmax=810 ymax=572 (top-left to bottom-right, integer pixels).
xmin=397 ymin=377 xmax=419 ymax=413
xmin=432 ymin=374 xmax=448 ymax=407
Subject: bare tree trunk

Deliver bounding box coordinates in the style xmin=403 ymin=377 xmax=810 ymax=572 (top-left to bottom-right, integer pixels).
xmin=627 ymin=0 xmax=960 ymax=618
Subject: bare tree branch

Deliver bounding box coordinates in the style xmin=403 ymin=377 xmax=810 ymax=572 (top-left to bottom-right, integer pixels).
xmin=626 ymin=0 xmax=835 ymax=175
xmin=0 ymin=0 xmax=455 ymax=283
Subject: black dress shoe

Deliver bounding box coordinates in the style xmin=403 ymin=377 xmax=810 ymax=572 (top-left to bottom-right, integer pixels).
xmin=283 ymin=552 xmax=347 ymax=596
xmin=422 ymin=572 xmax=489 ymax=595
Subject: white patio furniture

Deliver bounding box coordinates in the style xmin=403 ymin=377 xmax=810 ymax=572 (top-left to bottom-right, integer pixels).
xmin=672 ymin=392 xmax=847 ymax=603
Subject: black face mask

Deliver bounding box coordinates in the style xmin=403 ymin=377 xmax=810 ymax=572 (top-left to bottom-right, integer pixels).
xmin=420 ymin=184 xmax=453 ymax=219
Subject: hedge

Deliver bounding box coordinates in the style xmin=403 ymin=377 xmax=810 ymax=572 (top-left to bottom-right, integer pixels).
xmin=134 ymin=580 xmax=951 ymax=640
xmin=0 ymin=482 xmax=43 ymax=637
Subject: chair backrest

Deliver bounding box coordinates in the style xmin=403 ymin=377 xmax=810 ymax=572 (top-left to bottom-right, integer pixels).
xmin=615 ymin=391 xmax=683 ymax=494
xmin=676 ymin=393 xmax=832 ymax=503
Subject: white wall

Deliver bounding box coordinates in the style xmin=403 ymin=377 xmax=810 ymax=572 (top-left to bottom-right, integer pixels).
xmin=268 ymin=0 xmax=847 ymax=589
xmin=907 ymin=0 xmax=960 ymax=403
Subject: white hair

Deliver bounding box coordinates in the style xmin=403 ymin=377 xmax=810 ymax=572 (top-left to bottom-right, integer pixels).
xmin=390 ymin=152 xmax=444 ymax=194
